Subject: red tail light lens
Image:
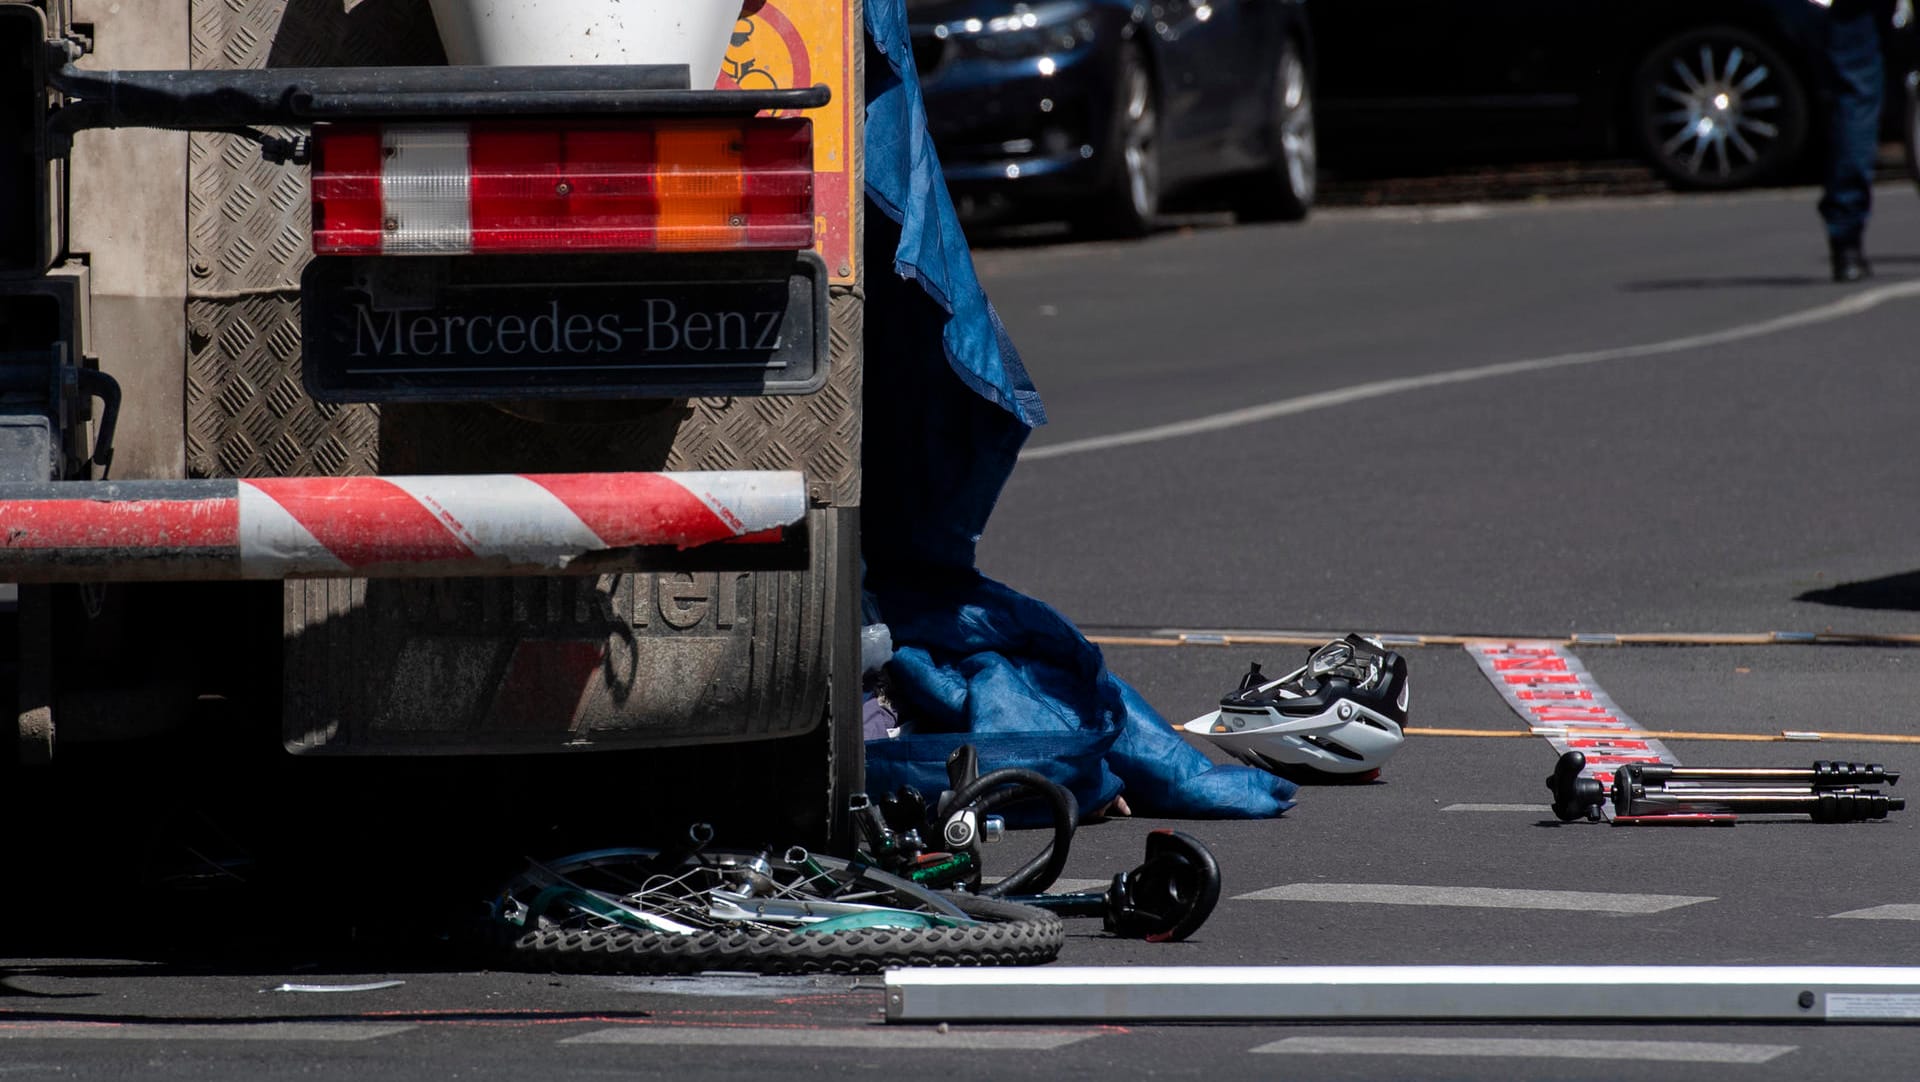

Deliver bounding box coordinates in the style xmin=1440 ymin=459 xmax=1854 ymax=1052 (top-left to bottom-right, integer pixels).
xmin=311 ymin=119 xmax=815 ymax=256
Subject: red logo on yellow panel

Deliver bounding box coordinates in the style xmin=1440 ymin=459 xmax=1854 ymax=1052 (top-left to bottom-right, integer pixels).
xmin=717 ymin=0 xmax=812 ymax=111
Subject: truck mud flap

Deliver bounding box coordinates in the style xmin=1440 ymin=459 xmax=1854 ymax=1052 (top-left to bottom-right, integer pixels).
xmin=280 ymin=507 xmax=851 ymax=754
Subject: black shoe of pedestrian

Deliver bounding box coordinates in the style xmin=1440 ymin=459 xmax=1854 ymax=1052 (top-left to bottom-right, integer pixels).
xmin=1830 ymin=241 xmax=1872 ymax=283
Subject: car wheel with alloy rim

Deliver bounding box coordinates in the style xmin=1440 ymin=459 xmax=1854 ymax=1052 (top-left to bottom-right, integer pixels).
xmin=1077 ymin=39 xmax=1159 ymax=238
xmin=1632 ymin=25 xmax=1808 ymax=190
xmin=1236 ymin=37 xmax=1315 ymax=222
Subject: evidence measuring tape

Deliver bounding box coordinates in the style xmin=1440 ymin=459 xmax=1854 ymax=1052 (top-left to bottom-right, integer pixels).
xmin=1467 ymin=640 xmax=1680 ymax=812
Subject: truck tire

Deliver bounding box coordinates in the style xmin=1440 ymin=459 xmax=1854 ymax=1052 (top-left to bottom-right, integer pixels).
xmin=684 ymin=506 xmax=863 ymax=851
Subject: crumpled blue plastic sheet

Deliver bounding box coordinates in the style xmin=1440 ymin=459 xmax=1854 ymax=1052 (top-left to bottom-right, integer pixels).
xmin=858 ymin=0 xmax=1295 ymax=819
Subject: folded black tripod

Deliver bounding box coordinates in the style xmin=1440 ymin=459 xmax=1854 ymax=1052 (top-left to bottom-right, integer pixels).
xmin=1547 ymin=750 xmax=1905 ymax=823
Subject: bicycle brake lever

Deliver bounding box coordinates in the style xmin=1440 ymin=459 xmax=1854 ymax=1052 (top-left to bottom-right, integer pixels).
xmin=936 ymin=744 xmax=982 ymax=822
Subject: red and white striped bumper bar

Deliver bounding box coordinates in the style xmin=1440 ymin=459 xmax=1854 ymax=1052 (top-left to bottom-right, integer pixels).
xmin=0 ymin=471 xmax=807 ymax=582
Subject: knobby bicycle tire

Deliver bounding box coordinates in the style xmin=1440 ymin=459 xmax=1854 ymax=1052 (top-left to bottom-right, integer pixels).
xmin=502 ymin=892 xmax=1065 ymax=975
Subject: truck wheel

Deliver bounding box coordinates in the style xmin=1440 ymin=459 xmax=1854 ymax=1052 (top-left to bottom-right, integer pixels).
xmin=723 ymin=507 xmax=863 ymax=851
xmin=620 ymin=507 xmax=862 ymax=853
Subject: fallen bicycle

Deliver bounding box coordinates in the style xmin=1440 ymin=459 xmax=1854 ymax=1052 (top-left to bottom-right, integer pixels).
xmin=486 ymin=764 xmax=1225 ymax=974
xmin=487 ymin=826 xmax=1065 ymax=975
xmin=850 ymin=757 xmax=1222 ymax=944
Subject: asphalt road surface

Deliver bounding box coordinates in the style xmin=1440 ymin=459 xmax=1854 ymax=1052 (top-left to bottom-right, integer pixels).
xmin=9 ymin=185 xmax=1920 ymax=1079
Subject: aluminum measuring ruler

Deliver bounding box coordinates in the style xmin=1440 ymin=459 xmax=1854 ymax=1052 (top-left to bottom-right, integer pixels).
xmin=886 ymin=966 xmax=1920 ymax=1023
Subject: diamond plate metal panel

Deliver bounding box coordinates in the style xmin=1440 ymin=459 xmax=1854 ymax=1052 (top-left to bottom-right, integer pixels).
xmin=186 ymin=0 xmax=860 ymax=498
xmin=188 ymin=0 xmax=447 ymax=296
xmin=186 ymin=294 xmax=380 ymax=477
xmin=186 ymin=0 xmax=443 ymax=478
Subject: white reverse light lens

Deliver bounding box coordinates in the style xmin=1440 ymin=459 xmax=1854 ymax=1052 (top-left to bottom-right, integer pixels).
xmin=381 ymin=125 xmax=473 ymax=255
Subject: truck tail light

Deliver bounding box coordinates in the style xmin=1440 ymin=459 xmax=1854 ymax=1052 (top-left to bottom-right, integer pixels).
xmin=310 ymin=119 xmax=814 ymax=256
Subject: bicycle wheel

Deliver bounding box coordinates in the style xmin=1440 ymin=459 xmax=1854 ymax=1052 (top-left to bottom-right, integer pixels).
xmin=491 ymin=845 xmax=1065 ymax=975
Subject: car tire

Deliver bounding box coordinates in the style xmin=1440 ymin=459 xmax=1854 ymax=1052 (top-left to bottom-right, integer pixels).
xmin=1077 ymin=40 xmax=1160 ymax=238
xmin=1235 ymin=37 xmax=1316 ymax=223
xmin=1631 ymin=25 xmax=1809 ymax=190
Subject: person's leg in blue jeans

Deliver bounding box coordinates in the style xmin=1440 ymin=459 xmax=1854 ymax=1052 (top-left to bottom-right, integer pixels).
xmin=1818 ymin=0 xmax=1886 ymax=281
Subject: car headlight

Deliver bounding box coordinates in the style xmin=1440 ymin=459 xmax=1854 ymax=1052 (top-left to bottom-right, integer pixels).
xmin=939 ymin=1 xmax=1097 ymax=61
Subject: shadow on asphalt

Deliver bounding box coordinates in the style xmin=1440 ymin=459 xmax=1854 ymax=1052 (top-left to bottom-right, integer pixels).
xmin=1622 ymin=256 xmax=1920 ymax=292
xmin=1798 ymin=570 xmax=1920 ymax=612
xmin=0 ymin=737 xmax=768 ymax=972
xmin=1620 ymin=275 xmax=1836 ymax=290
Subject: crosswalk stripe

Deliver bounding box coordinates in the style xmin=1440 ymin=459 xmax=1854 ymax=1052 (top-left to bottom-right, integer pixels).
xmin=0 ymin=1022 xmax=415 ymax=1042
xmin=1251 ymin=1036 xmax=1795 ymax=1063
xmin=561 ymin=1026 xmax=1096 ymax=1050
xmin=1235 ymin=883 xmax=1712 ymax=913
xmin=1829 ymin=904 xmax=1920 ymax=920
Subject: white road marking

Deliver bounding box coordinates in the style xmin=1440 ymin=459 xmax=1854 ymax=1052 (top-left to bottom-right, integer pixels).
xmin=1252 ymin=1036 xmax=1795 ymax=1064
xmin=1830 ymin=904 xmax=1920 ymax=921
xmin=1350 ymin=205 xmax=1495 ymax=224
xmin=1235 ymin=883 xmax=1712 ymax=913
xmin=1019 ymin=278 xmax=1920 ymax=461
xmin=0 ymin=1022 xmax=415 ymax=1041
xmin=1441 ymin=803 xmax=1552 ymax=813
xmin=561 ymin=1025 xmax=1096 ymax=1050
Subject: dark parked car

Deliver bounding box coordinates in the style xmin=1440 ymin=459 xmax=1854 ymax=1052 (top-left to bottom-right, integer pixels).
xmin=1307 ymin=0 xmax=1920 ymax=189
xmin=907 ymin=0 xmax=1319 ymax=234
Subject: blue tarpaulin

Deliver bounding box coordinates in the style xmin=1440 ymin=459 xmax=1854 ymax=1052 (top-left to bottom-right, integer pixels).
xmin=858 ymin=0 xmax=1295 ymax=819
